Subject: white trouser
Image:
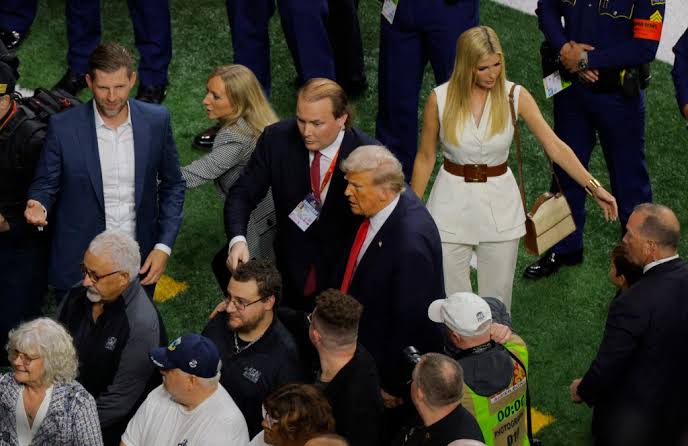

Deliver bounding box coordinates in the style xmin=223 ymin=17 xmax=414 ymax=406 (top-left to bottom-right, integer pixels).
xmin=441 ymin=238 xmax=520 ymax=313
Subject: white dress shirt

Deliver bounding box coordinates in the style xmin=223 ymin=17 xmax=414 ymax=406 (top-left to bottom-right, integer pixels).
xmin=94 ymin=103 xmax=170 ymax=255
xmin=643 ymin=254 xmax=679 ymax=273
xmin=357 ymin=194 xmax=400 ymax=264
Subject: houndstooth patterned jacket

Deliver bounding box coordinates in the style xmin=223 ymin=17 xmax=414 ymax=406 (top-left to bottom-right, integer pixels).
xmin=181 ymin=118 xmax=276 ymax=260
xmin=0 ymin=373 xmax=103 ymax=446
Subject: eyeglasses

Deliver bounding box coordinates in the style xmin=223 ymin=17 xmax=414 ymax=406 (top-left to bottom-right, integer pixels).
xmin=80 ymin=262 xmax=121 ymax=283
xmin=225 ymin=296 xmax=265 ymax=311
xmin=10 ymin=349 xmax=40 ymax=366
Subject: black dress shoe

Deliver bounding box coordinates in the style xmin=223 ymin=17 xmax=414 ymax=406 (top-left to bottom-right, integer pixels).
xmin=53 ymin=69 xmax=87 ymax=96
xmin=192 ymin=124 xmax=221 ymax=151
xmin=136 ymin=84 xmax=167 ymax=104
xmin=523 ymin=249 xmax=583 ymax=280
xmin=0 ymin=29 xmax=26 ymax=50
xmin=341 ymin=77 xmax=369 ymax=98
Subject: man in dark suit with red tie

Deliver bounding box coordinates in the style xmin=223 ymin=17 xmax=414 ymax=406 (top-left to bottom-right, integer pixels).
xmin=225 ymin=78 xmax=376 ymax=310
xmin=339 ymin=145 xmax=444 ymax=405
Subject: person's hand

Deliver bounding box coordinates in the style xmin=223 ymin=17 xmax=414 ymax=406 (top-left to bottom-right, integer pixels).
xmin=490 ymin=323 xmax=512 ymax=344
xmin=208 ymin=299 xmax=228 ymax=320
xmin=0 ymin=213 xmax=9 ymax=232
xmin=570 ymin=378 xmax=583 ymax=403
xmin=139 ymin=249 xmax=170 ymax=285
xmin=24 ymin=199 xmax=48 ymax=227
xmin=560 ymin=41 xmax=594 ymax=73
xmin=593 ymin=186 xmax=618 ymax=222
xmin=578 ymin=69 xmax=599 ymax=83
xmin=381 ymin=389 xmax=403 ymax=409
xmin=228 ymin=241 xmax=250 ymax=271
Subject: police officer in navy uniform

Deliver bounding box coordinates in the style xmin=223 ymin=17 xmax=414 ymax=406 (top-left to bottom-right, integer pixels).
xmin=0 ymin=0 xmax=171 ymax=103
xmin=375 ymin=0 xmax=479 ymax=180
xmin=672 ymin=27 xmax=688 ymax=120
xmin=524 ymin=0 xmax=665 ymax=279
xmin=0 ymin=0 xmax=34 ymax=49
xmin=225 ymin=0 xmax=335 ymax=97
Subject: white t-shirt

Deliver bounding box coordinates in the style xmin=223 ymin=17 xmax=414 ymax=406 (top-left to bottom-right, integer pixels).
xmin=121 ymin=384 xmax=250 ymax=446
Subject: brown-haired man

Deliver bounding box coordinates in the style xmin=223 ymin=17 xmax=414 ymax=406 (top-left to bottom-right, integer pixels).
xmin=203 ymin=259 xmax=305 ymax=439
xmin=25 ymin=42 xmax=185 ymax=298
xmin=225 ymin=78 xmax=376 ymax=310
xmin=309 ymin=289 xmax=385 ymax=446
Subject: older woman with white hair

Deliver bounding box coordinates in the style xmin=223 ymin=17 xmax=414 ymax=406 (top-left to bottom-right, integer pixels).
xmin=0 ymin=318 xmax=103 ymax=445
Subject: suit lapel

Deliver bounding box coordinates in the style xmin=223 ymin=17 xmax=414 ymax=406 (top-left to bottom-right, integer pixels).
xmin=130 ymin=101 xmax=150 ymax=209
xmin=353 ymin=193 xmax=405 ymax=284
xmin=80 ymin=101 xmax=105 ymax=212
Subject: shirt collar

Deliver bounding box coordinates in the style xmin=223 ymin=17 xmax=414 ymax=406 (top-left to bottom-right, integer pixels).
xmin=643 ymin=254 xmax=679 ymax=273
xmin=93 ymin=100 xmax=132 ymax=129
xmin=369 ymin=194 xmax=400 ymax=233
xmin=318 ymin=129 xmax=345 ymax=160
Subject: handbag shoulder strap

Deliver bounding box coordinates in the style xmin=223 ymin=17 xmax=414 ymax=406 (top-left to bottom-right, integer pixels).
xmin=509 ymin=84 xmax=528 ymax=215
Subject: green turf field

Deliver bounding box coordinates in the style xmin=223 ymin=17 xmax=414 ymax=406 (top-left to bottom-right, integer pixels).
xmin=15 ymin=0 xmax=688 ymax=443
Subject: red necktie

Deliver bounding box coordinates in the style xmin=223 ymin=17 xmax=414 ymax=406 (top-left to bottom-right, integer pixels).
xmin=340 ymin=219 xmax=371 ymax=294
xmin=303 ymin=152 xmax=322 ymax=297
xmin=310 ymin=151 xmax=322 ymax=201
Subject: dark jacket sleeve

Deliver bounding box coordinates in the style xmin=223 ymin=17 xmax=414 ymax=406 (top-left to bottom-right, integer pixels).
xmin=224 ymin=128 xmax=273 ymax=240
xmin=577 ymin=290 xmax=647 ymax=405
xmin=536 ymin=0 xmax=568 ymax=53
xmin=27 ymin=119 xmax=62 ymax=212
xmin=587 ymin=0 xmax=664 ymax=69
xmin=155 ymin=109 xmax=186 ymax=249
xmin=673 ymin=28 xmax=688 ymax=117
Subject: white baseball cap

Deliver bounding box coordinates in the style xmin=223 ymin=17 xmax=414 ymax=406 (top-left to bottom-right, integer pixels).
xmin=427 ymin=292 xmax=492 ymax=337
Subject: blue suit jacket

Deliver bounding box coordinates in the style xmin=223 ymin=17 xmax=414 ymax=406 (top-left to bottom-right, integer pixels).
xmin=28 ymin=100 xmax=185 ymax=289
xmin=344 ymin=189 xmax=445 ymax=394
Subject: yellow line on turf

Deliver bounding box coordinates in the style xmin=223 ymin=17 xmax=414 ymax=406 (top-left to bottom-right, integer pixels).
xmin=531 ymin=408 xmax=555 ymax=435
xmin=154 ymin=275 xmax=189 ymax=303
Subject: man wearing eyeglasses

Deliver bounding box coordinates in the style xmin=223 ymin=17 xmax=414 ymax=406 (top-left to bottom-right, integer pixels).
xmin=57 ymin=229 xmax=167 ymax=446
xmin=202 ymin=259 xmax=305 ymax=439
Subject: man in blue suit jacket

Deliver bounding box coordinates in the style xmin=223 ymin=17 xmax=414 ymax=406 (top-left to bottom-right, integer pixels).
xmin=338 ymin=145 xmax=444 ymax=401
xmin=25 ymin=42 xmax=184 ymax=293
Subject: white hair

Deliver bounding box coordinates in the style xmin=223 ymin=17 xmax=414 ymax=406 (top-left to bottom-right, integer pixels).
xmin=6 ymin=318 xmax=78 ymax=385
xmin=340 ymin=145 xmax=405 ymax=193
xmin=448 ymin=441 xmax=487 ymax=446
xmin=88 ymin=230 xmax=141 ymax=281
xmin=179 ymin=360 xmax=222 ymax=389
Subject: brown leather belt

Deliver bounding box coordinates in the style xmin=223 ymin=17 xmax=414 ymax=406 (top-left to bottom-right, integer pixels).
xmin=443 ymin=160 xmax=508 ymax=183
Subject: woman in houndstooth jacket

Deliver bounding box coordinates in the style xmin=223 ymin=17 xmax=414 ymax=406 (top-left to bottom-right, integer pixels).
xmin=0 ymin=318 xmax=102 ymax=446
xmin=182 ymin=65 xmax=279 ymax=294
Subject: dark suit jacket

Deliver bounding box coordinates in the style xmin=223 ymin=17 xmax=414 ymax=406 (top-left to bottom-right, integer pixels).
xmin=225 ymin=118 xmax=376 ymax=308
xmin=578 ymin=257 xmax=688 ymax=444
xmin=324 ymin=344 xmax=385 ymax=446
xmin=28 ymin=100 xmax=185 ymax=289
xmin=344 ymin=189 xmax=445 ymax=394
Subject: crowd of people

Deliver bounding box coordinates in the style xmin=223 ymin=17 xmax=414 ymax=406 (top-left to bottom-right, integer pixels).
xmin=1 ymin=0 xmax=688 ymax=445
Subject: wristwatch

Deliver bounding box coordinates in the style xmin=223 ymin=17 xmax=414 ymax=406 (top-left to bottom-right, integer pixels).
xmin=578 ymin=51 xmax=589 ymax=71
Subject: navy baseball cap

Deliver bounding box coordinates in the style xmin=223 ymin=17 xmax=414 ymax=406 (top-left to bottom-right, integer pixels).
xmin=150 ymin=334 xmax=220 ymax=379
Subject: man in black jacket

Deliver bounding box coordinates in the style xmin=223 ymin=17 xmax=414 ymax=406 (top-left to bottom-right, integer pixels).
xmin=309 ymin=289 xmax=385 ymax=446
xmin=203 ymin=260 xmax=305 ymax=439
xmin=0 ymin=54 xmax=49 ymax=366
xmin=57 ymin=230 xmax=165 ymax=446
xmin=570 ymin=203 xmax=688 ymax=446
xmin=224 ymin=78 xmax=376 ymax=310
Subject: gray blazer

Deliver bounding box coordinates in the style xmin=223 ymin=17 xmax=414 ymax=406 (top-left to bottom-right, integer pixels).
xmin=0 ymin=374 xmax=103 ymax=446
xmin=182 ymin=118 xmax=276 ymax=260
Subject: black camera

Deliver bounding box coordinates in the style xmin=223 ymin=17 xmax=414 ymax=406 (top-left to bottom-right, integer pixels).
xmin=402 ymin=346 xmax=422 ymax=365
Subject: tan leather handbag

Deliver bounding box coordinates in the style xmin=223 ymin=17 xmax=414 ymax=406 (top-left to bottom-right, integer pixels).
xmin=509 ymin=84 xmax=576 ymax=256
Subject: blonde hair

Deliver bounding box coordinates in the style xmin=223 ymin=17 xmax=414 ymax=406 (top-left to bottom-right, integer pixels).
xmin=442 ymin=26 xmax=508 ymax=146
xmin=340 ymin=145 xmax=405 ymax=193
xmin=210 ymin=65 xmax=278 ymax=135
xmin=298 ymin=78 xmax=353 ymax=129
